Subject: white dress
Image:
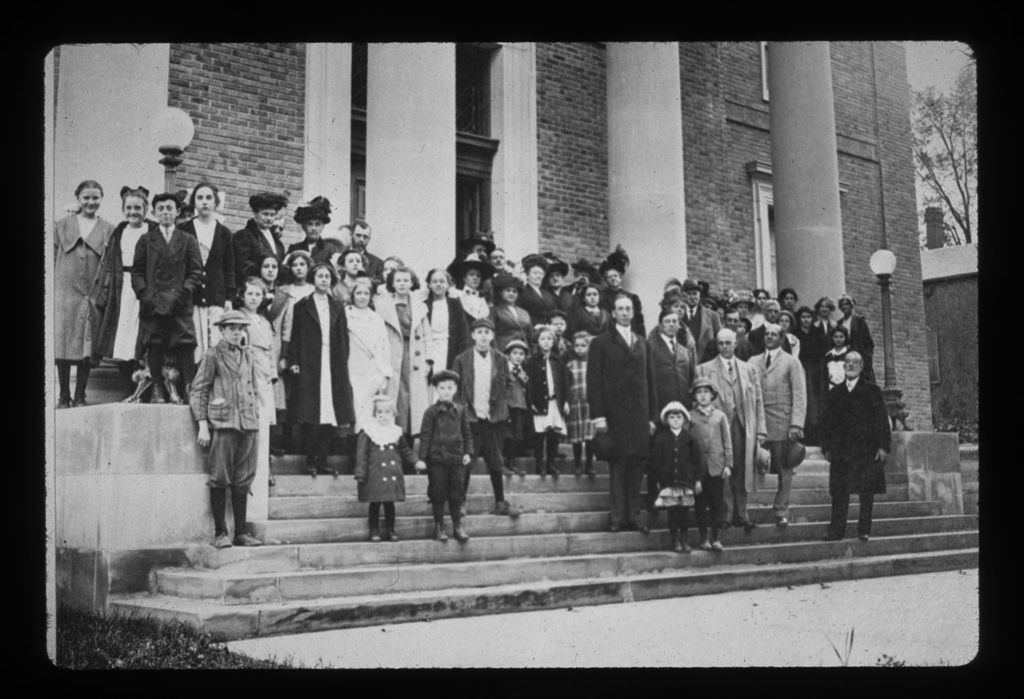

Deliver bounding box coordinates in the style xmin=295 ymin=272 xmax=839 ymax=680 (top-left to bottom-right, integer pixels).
xmin=532 ymin=355 xmax=567 ymax=434
xmin=314 ymin=294 xmax=337 ymax=426
xmin=346 ymin=305 xmax=392 ymax=433
xmin=110 ymin=223 xmax=146 ymax=361
xmin=427 ymin=296 xmax=450 ymax=370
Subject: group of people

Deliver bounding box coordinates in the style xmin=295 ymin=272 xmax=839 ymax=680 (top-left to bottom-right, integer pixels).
xmin=54 ymin=178 xmax=891 ymax=550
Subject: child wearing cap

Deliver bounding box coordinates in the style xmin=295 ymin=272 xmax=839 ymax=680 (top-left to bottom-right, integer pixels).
xmin=452 ymin=317 xmax=522 ymax=517
xmin=688 ymin=377 xmax=733 ymax=552
xmin=548 ymin=309 xmax=570 ymax=359
xmin=565 ymin=331 xmax=596 ymax=476
xmin=419 ymin=370 xmax=474 ymax=542
xmin=650 ymin=401 xmax=704 ymax=553
xmin=189 ymin=310 xmax=270 ymax=548
xmin=503 ymin=338 xmax=531 ymax=477
xmin=354 ymin=396 xmax=425 ymax=542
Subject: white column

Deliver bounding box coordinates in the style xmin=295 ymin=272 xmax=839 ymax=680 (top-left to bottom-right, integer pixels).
xmin=303 ymin=43 xmax=352 ymax=242
xmin=365 ymin=43 xmax=456 ymax=273
xmin=767 ymin=41 xmax=845 ymax=301
xmin=490 ymin=42 xmax=539 ymax=263
xmin=52 ymin=44 xmax=169 ymax=217
xmin=606 ymin=42 xmax=687 ymax=313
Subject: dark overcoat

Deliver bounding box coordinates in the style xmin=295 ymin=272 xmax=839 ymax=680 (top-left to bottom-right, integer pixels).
xmin=569 ymin=305 xmax=610 ymax=338
xmin=286 ymin=293 xmax=355 ymax=427
xmin=820 ymin=377 xmax=891 ymax=496
xmin=427 ymin=296 xmax=471 ymax=370
xmin=91 ymin=220 xmax=153 ymax=361
xmin=586 ymin=326 xmax=657 ymax=459
xmin=647 ymin=329 xmax=697 ymax=412
xmin=285 ymin=237 xmax=335 ymax=267
xmin=843 ymin=314 xmax=876 ymax=382
xmin=180 ymin=219 xmax=236 ymax=307
xmin=524 ymin=352 xmax=569 ymax=415
xmin=490 ymin=303 xmax=533 ymax=351
xmin=517 ymin=284 xmax=558 ymax=327
xmin=354 ymin=431 xmax=416 ymax=503
xmin=131 ymin=226 xmax=204 ymax=346
xmin=599 ymin=287 xmax=645 ymax=336
xmin=233 ymin=219 xmax=286 ymax=290
xmin=650 ymin=428 xmax=704 ymax=490
xmin=452 ymin=346 xmax=512 ymax=423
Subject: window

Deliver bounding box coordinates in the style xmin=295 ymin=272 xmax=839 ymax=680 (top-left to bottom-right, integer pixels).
xmin=760 ymin=41 xmax=770 ymax=102
xmin=455 ymin=43 xmax=499 ymax=246
xmin=751 ymin=174 xmax=777 ymax=295
xmin=927 ymin=327 xmax=941 ymax=384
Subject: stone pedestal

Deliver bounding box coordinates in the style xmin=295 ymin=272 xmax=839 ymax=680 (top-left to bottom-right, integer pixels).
xmin=885 ymin=431 xmax=964 ymax=515
xmin=767 ymin=41 xmax=846 ymax=302
xmin=54 ymin=403 xmax=268 ymax=611
xmin=606 ymin=42 xmax=687 ymax=312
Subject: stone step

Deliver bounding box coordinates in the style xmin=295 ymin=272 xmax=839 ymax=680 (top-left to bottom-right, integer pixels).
xmin=185 ymin=514 xmax=978 ymax=573
xmin=251 ymin=500 xmax=946 ymax=545
xmin=268 ymin=485 xmax=912 ymax=520
xmin=156 ymin=525 xmax=979 ymax=604
xmin=111 ymin=547 xmax=979 ymax=641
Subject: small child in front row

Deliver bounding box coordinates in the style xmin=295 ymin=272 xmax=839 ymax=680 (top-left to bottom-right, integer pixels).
xmin=650 ymin=401 xmax=704 ymax=553
xmin=688 ymin=377 xmax=733 ymax=552
xmin=419 ymin=370 xmax=474 ymax=543
xmin=189 ymin=310 xmax=268 ymax=549
xmin=565 ymin=331 xmax=595 ymax=476
xmin=525 ymin=325 xmax=569 ymax=479
xmin=503 ymin=338 xmax=531 ymax=476
xmin=354 ymin=396 xmax=425 ymax=542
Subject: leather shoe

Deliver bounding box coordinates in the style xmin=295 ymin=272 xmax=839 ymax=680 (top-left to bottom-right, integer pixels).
xmin=72 ymin=397 xmax=88 ymax=408
xmin=369 ymin=528 xmax=381 ymax=542
xmin=699 ymin=539 xmax=712 ymax=551
xmin=673 ymin=538 xmax=684 ymax=553
xmin=710 ymin=540 xmax=725 ymax=552
xmin=858 ymin=534 xmax=870 ymax=542
xmin=453 ymin=525 xmax=470 ymax=543
xmin=233 ymin=533 xmax=263 ymax=547
xmin=386 ymin=529 xmax=399 ymax=542
xmin=433 ymin=523 xmax=448 ymax=542
xmin=213 ymin=534 xmax=232 ymax=549
xmin=775 ymin=517 xmax=789 ymax=528
xmin=57 ymin=397 xmax=72 ymax=409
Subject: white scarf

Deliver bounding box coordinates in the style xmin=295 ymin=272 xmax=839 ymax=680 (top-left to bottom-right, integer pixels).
xmin=362 ymin=421 xmax=404 ymax=447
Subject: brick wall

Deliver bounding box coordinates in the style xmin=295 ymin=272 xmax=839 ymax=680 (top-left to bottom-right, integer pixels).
xmin=167 ymin=43 xmax=307 ymax=246
xmin=535 ymin=43 xmax=609 ymax=264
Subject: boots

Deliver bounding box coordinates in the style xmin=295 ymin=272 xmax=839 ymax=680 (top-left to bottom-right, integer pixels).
xmin=433 ymin=521 xmax=448 ymax=542
xmin=210 ymin=487 xmax=230 ymax=548
xmin=231 ymin=488 xmax=262 ymax=546
xmin=670 ymin=526 xmax=683 ymax=552
xmin=572 ymin=442 xmax=583 ymax=477
xmin=57 ymin=361 xmax=72 ymax=409
xmin=545 ymin=455 xmax=560 ymax=481
xmin=678 ymin=527 xmax=692 ymax=554
xmin=369 ymin=525 xmax=381 ymax=542
xmin=584 ymin=440 xmax=595 ymax=477
xmin=72 ymin=361 xmax=91 ymax=407
xmin=452 ymin=520 xmax=470 ymax=543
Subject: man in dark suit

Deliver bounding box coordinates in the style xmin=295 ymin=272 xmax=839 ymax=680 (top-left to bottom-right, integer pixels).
xmin=748 ymin=298 xmax=792 ymax=355
xmin=723 ymin=308 xmax=754 ymax=360
xmin=837 ymin=294 xmax=876 ymax=383
xmin=680 ymin=279 xmax=722 ymax=364
xmin=588 ymin=293 xmax=657 ymax=533
xmin=820 ymin=351 xmax=891 ymax=542
xmin=233 ymin=191 xmax=287 ymax=289
xmin=132 ymin=192 xmax=204 ymax=403
xmin=350 ymin=219 xmax=385 ymax=286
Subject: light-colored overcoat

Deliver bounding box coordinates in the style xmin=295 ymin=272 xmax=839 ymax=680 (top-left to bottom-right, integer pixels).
xmin=375 ymin=291 xmax=432 ymax=436
xmin=54 ymin=215 xmax=114 ymax=359
xmin=749 ymin=349 xmax=807 ymax=441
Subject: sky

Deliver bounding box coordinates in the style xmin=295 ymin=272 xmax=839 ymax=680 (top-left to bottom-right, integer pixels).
xmin=903 ymin=41 xmax=974 ymax=94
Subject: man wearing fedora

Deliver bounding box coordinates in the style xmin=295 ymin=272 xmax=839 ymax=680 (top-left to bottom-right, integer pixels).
xmin=820 ymin=351 xmax=890 ymax=542
xmin=680 ymin=278 xmax=723 ymax=364
xmin=233 ymin=191 xmax=287 ymax=289
xmin=695 ymin=328 xmax=766 ymax=532
xmin=749 ymin=322 xmax=807 ymax=527
xmin=588 ymin=293 xmax=657 ymax=533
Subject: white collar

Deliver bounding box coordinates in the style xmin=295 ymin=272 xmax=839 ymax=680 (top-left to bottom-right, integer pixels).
xmin=846 ymin=376 xmax=859 ymax=390
xmin=719 ymin=354 xmax=736 ymax=370
xmin=670 ymin=427 xmax=683 ymax=437
xmin=362 ymin=422 xmax=404 ymax=447
xmin=616 ymin=323 xmax=633 ymax=344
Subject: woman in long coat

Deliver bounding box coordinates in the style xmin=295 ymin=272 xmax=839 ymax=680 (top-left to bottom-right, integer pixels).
xmin=180 ymin=182 xmax=236 ymax=365
xmin=55 ymin=179 xmax=116 ymax=408
xmin=286 ymin=263 xmax=355 ymax=475
xmin=490 ymin=273 xmax=533 ymax=351
xmin=424 ymin=268 xmax=470 ymax=371
xmin=374 ymin=266 xmax=432 ymax=439
xmin=569 ymin=284 xmax=610 ymax=338
xmin=346 ymin=276 xmax=393 ymax=434
xmin=91 ymin=186 xmax=152 ymax=392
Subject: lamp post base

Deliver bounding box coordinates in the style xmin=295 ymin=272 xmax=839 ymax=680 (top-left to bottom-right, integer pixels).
xmin=882 ymin=386 xmax=910 ymax=431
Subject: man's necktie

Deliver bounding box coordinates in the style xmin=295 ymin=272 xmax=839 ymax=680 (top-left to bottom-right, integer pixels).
xmin=765 ymin=353 xmax=772 ymax=369
xmin=728 ymin=361 xmax=734 ymax=379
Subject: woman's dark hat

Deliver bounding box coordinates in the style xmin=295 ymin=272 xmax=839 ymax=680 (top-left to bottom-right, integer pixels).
xmin=572 ymin=258 xmax=602 ymax=284
xmin=249 ymin=191 xmax=288 ymax=212
xmin=431 ymin=369 xmax=461 ymax=387
xmin=492 ymin=272 xmax=525 ymax=292
xmin=598 ymin=245 xmax=630 ymax=276
xmin=447 ymin=252 xmax=496 ymax=282
xmin=294 ymin=196 xmax=332 ymax=224
xmin=541 ymin=253 xmax=569 ymax=278
xmin=521 ymin=253 xmax=550 ymax=273
xmin=682 ymin=278 xmax=701 ymax=292
xmin=458 ymin=232 xmax=496 ymax=255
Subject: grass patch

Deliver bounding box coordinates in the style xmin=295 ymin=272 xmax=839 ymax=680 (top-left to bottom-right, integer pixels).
xmin=56 ymin=606 xmax=293 ymax=669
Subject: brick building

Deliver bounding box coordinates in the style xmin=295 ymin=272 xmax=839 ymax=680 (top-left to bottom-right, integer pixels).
xmin=48 ymin=41 xmax=932 ymax=425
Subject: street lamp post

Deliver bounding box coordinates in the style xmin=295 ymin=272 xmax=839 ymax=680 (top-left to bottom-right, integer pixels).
xmin=869 ymin=249 xmax=910 ymax=430
xmin=152 ymin=107 xmax=195 ymax=192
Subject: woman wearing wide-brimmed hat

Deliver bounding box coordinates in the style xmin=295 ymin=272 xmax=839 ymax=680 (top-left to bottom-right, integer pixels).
xmin=517 ymin=253 xmax=558 ymax=327
xmin=540 ymin=252 xmax=577 ymax=315
xmin=447 ymin=251 xmax=495 ymax=322
xmin=287 ymin=196 xmax=339 ymax=266
xmin=598 ymin=245 xmax=645 ymax=336
xmin=233 ymin=191 xmax=288 ymax=290
xmin=489 ymin=272 xmax=533 ymax=351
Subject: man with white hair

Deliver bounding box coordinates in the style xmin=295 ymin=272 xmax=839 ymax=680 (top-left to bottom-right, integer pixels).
xmin=696 ymin=328 xmax=766 ymax=532
xmin=820 ymin=351 xmax=890 ymax=541
xmin=750 ymin=322 xmax=807 ymax=526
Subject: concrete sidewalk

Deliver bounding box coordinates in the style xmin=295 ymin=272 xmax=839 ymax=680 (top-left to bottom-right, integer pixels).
xmin=225 ymin=568 xmax=978 ymax=668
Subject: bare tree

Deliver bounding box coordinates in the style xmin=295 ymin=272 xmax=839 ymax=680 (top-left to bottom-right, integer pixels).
xmin=912 ymin=60 xmax=977 ymax=246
